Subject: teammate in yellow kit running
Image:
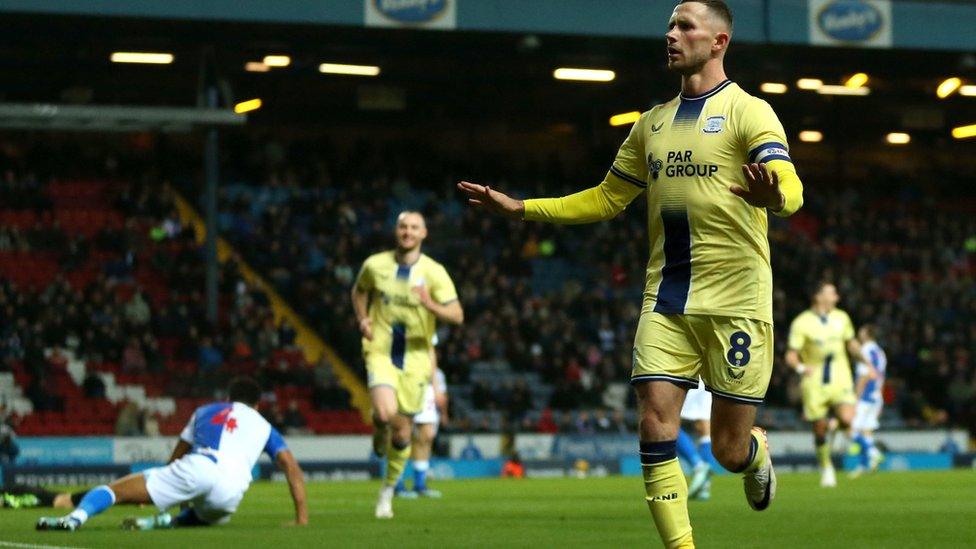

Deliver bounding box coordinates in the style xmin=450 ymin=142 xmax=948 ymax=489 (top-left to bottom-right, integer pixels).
xmin=786 ymin=281 xmax=866 ymax=487
xmin=458 ymin=1 xmax=803 ymax=546
xmin=351 ymin=211 xmax=463 ymax=519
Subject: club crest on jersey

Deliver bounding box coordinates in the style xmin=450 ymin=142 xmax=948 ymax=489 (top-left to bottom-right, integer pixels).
xmin=702 ymin=115 xmax=726 ymax=134
xmin=647 ymin=153 xmax=663 ymax=180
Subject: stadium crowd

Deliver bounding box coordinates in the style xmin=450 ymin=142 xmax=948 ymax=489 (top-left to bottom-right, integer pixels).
xmin=1 ymin=136 xmax=974 ymax=439
xmin=0 ymin=142 xmax=353 ymax=436
xmin=207 ymin=135 xmax=976 ymax=436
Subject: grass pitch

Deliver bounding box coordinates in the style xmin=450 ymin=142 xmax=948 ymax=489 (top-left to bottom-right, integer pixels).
xmin=1 ymin=470 xmax=974 ymax=548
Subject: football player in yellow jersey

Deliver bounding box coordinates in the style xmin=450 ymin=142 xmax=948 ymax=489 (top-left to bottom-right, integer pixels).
xmin=785 ymin=281 xmax=865 ymax=488
xmin=458 ymin=1 xmax=802 ymax=546
xmin=351 ymin=211 xmax=463 ymax=519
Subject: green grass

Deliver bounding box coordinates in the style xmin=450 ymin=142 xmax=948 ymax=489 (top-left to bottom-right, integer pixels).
xmin=1 ymin=471 xmax=974 ymax=548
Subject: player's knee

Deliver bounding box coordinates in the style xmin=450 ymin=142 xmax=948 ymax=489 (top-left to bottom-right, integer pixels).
xmin=638 ymin=408 xmax=676 ymax=440
xmin=373 ymin=410 xmax=393 ymax=425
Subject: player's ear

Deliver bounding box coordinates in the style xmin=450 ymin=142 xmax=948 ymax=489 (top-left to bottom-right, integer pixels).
xmin=713 ymin=31 xmax=730 ymax=53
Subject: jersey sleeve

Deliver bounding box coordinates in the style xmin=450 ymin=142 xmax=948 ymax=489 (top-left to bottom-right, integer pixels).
xmin=609 ymin=114 xmax=650 ymax=187
xmin=842 ymin=313 xmax=856 ymax=341
xmin=429 ymin=264 xmax=458 ymax=305
xmin=523 ymin=115 xmax=647 ymax=224
xmin=736 ymin=98 xmax=803 ymax=217
xmin=354 ymin=257 xmax=375 ymax=292
xmin=179 ymin=411 xmax=196 ymax=444
xmin=263 ymin=426 xmax=288 ymax=459
xmin=787 ymin=317 xmax=806 ymax=351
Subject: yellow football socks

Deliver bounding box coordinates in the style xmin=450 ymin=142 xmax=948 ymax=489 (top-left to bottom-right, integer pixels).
xmin=641 ymin=441 xmax=694 ymax=549
xmin=743 ymin=429 xmax=769 ymax=474
xmin=385 ymin=439 xmax=411 ymax=486
xmin=816 ymin=442 xmax=831 ymax=470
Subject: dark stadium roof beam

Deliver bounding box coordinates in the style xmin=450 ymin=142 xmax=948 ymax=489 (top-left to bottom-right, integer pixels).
xmin=0 ymin=103 xmax=245 ymax=132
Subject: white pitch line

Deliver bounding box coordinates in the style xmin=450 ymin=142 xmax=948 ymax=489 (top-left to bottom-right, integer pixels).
xmin=0 ymin=540 xmax=88 ymax=549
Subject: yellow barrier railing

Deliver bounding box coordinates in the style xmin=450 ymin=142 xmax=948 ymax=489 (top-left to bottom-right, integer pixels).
xmin=172 ymin=191 xmax=371 ymax=423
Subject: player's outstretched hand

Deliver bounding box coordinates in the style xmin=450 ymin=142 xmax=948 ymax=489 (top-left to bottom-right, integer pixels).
xmin=457 ymin=181 xmax=525 ymax=220
xmin=731 ymin=163 xmax=785 ymax=211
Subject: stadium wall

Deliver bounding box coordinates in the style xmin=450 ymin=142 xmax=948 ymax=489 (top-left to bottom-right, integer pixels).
xmin=2 ymin=0 xmax=976 ymax=51
xmin=8 ymin=430 xmax=969 ymax=465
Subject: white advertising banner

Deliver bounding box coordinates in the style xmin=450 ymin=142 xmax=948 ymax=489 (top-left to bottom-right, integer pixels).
xmin=809 ymin=0 xmax=892 ymax=48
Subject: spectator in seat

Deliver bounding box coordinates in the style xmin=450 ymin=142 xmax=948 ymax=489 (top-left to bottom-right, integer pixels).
xmin=506 ymin=379 xmax=533 ymax=424
xmin=0 ymin=424 xmax=18 ymax=464
xmin=114 ymin=402 xmax=144 ymax=437
xmin=282 ymin=399 xmax=307 ymax=434
xmin=312 ymin=378 xmax=351 ymax=411
xmin=197 ymin=336 xmax=223 ymax=373
xmin=278 ymin=319 xmax=297 ymax=348
xmin=124 ymin=291 xmax=151 ymax=327
xmin=27 ymin=374 xmax=63 ymax=413
xmin=121 ymin=337 xmax=147 ymax=373
xmin=82 ymin=370 xmax=106 ymax=400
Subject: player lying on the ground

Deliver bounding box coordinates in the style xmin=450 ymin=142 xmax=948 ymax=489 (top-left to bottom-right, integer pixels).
xmin=0 ymin=484 xmax=82 ymax=509
xmin=36 ymin=376 xmax=307 ymax=531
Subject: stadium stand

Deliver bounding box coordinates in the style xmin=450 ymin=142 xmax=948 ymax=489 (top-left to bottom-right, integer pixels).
xmin=195 ymin=135 xmax=976 ymax=438
xmin=2 ymin=136 xmax=973 ymax=439
xmin=0 ymin=143 xmax=360 ymax=437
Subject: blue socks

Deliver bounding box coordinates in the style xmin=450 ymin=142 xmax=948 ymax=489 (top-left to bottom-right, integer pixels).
xmin=413 ymin=460 xmax=429 ymax=492
xmin=676 ymin=429 xmax=702 ymax=468
xmin=698 ymin=437 xmax=713 ymax=466
xmin=68 ymin=485 xmax=116 ymax=524
xmin=855 ymin=434 xmax=873 ymax=468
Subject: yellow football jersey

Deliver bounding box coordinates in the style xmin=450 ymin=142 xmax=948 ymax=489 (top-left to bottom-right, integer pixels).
xmin=354 ymin=251 xmax=458 ymax=362
xmin=787 ymin=308 xmax=856 ymax=385
xmin=525 ymin=80 xmax=802 ymax=324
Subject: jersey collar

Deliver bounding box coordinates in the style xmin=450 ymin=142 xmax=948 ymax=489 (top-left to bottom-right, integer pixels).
xmin=679 ymin=79 xmax=733 ymax=102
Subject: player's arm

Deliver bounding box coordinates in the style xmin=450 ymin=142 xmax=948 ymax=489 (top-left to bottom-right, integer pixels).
xmin=414 ymin=291 xmax=463 ymax=325
xmin=785 ymin=320 xmax=813 ymax=377
xmin=167 ymin=439 xmax=192 ymax=464
xmin=784 ymin=349 xmax=810 ymax=377
xmin=169 ymin=411 xmax=196 ymax=463
xmin=854 ymin=359 xmax=880 ymax=399
xmin=731 ymin=98 xmax=804 ymax=216
xmin=458 ymin=114 xmax=649 ymax=223
xmin=457 ymin=174 xmax=644 ymax=224
xmin=415 ymin=265 xmax=464 ymax=325
xmin=276 ymin=449 xmax=308 ymax=526
xmin=351 ymin=261 xmax=374 ymax=340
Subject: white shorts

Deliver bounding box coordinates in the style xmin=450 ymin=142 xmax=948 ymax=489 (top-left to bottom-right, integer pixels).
xmin=852 ymin=400 xmax=882 ymax=432
xmin=680 ymin=380 xmax=712 ymax=422
xmin=413 ymin=384 xmax=439 ymax=426
xmin=144 ymin=454 xmax=246 ymax=525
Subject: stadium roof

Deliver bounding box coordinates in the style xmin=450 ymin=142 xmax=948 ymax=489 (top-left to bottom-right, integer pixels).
xmin=1 ymin=14 xmax=974 ymax=146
